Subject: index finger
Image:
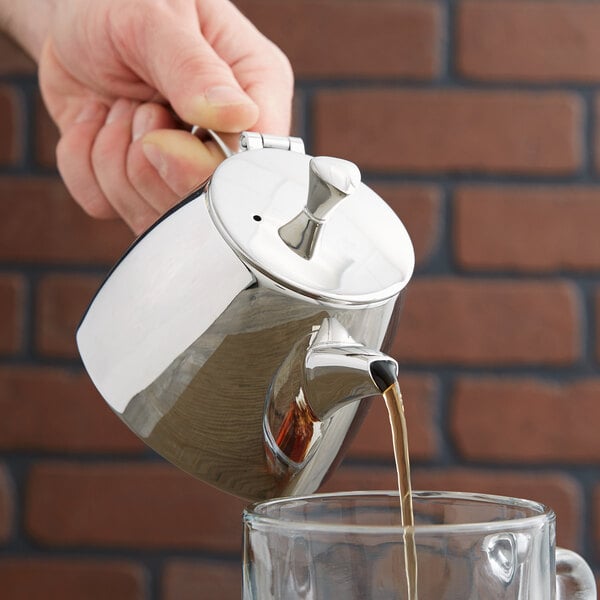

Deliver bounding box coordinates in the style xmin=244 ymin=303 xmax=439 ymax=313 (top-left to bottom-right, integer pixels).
xmin=196 ymin=0 xmax=294 ymax=135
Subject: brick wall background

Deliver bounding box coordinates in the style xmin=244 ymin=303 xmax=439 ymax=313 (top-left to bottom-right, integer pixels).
xmin=1 ymin=0 xmax=600 ymax=597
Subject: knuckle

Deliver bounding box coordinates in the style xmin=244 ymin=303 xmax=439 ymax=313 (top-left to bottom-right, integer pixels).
xmin=175 ymin=50 xmax=230 ymax=85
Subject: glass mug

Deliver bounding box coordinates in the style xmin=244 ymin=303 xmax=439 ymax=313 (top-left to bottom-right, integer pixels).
xmin=243 ymin=491 xmax=596 ymax=599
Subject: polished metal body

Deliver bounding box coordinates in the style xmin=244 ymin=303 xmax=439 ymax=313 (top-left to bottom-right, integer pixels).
xmin=77 ymin=132 xmax=414 ymax=502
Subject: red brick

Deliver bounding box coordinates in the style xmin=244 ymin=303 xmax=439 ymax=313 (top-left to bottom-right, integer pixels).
xmin=163 ymin=560 xmax=241 ymax=600
xmin=291 ymin=89 xmax=304 ymax=139
xmin=412 ymin=469 xmax=581 ymax=551
xmin=320 ymin=464 xmax=400 ymax=495
xmin=0 ymin=464 xmax=14 ymax=543
xmin=0 ymin=275 xmax=24 ymax=355
xmin=0 ymin=86 xmax=22 ymax=165
xmin=0 ymin=368 xmax=143 ymax=453
xmin=372 ymin=184 xmax=441 ymax=267
xmin=455 ymin=186 xmax=600 ymax=272
xmin=37 ymin=274 xmax=102 ymax=358
xmin=458 ymin=2 xmax=600 ymax=82
xmin=346 ymin=374 xmax=438 ymax=461
xmin=451 ymin=378 xmax=600 ymax=463
xmin=0 ymin=33 xmax=36 ymax=74
xmin=26 ymin=462 xmax=246 ymax=550
xmin=594 ymin=96 xmax=600 ymax=173
xmin=391 ymin=278 xmax=580 ymax=366
xmin=36 ymin=94 xmax=60 ymax=168
xmin=593 ymin=488 xmax=600 ymax=560
xmin=0 ymin=559 xmax=146 ymax=600
xmin=237 ymin=0 xmax=440 ymax=79
xmin=0 ymin=178 xmax=133 ymax=264
xmin=314 ymin=90 xmax=582 ymax=174
xmin=596 ymin=292 xmax=600 ymax=362
xmin=323 ymin=466 xmax=581 ymax=550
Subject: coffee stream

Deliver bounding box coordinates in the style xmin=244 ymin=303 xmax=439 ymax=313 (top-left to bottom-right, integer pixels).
xmin=372 ymin=362 xmax=418 ymax=600
xmin=383 ymin=381 xmax=418 ymax=600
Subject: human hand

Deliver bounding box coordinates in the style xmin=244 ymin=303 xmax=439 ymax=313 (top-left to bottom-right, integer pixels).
xmin=35 ymin=0 xmax=293 ymax=234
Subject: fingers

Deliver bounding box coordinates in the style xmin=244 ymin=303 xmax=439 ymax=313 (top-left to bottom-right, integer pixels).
xmin=140 ymin=129 xmax=223 ymax=198
xmin=56 ymin=101 xmax=117 ymax=220
xmin=126 ymin=103 xmax=181 ymax=215
xmin=58 ymin=97 xmax=224 ymax=235
xmin=92 ymin=100 xmax=221 ymax=233
xmin=127 ymin=104 xmax=224 ymax=210
xmin=90 ymin=99 xmax=161 ymax=234
xmin=129 ymin=0 xmax=293 ymax=135
xmin=235 ymin=42 xmax=294 ymax=136
xmin=126 ymin=4 xmax=258 ymax=132
xmin=198 ymin=0 xmax=295 ymax=136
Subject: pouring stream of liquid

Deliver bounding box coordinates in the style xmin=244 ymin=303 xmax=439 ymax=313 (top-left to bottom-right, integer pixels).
xmin=383 ymin=380 xmax=418 ymax=600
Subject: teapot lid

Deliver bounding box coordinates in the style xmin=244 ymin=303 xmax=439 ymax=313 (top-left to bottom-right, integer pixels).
xmin=207 ymin=145 xmax=414 ymax=306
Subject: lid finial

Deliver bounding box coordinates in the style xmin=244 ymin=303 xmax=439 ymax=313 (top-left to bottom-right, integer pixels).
xmin=278 ymin=157 xmax=361 ymax=260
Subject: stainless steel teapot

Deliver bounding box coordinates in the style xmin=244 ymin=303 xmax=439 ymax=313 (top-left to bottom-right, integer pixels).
xmin=77 ymin=131 xmax=414 ymax=501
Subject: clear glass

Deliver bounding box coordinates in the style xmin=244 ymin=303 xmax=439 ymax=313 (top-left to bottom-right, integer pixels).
xmin=243 ymin=491 xmax=596 ymax=599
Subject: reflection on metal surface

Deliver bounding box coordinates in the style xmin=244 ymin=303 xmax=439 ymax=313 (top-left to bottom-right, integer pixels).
xmin=279 ymin=157 xmax=361 ymax=260
xmin=265 ymin=318 xmax=398 ymax=472
xmin=77 ymin=133 xmax=414 ymax=502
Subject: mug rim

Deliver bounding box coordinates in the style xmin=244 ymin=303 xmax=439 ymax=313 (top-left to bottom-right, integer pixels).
xmin=243 ymin=490 xmax=554 ymax=536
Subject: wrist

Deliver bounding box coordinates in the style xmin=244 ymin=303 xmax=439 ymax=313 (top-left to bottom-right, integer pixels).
xmin=0 ymin=0 xmax=55 ymax=62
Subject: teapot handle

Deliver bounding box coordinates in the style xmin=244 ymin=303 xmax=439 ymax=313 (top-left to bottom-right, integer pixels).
xmin=190 ymin=126 xmax=235 ymax=157
xmin=556 ymin=547 xmax=596 ymax=599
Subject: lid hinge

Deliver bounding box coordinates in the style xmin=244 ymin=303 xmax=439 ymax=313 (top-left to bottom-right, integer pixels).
xmin=240 ymin=132 xmax=305 ymax=154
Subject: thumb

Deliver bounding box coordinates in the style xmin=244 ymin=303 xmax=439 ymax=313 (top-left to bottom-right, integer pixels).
xmin=141 ymin=17 xmax=259 ymax=132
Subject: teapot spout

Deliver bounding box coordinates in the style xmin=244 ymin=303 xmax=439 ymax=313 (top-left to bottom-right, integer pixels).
xmin=303 ymin=337 xmax=398 ymax=421
xmin=264 ymin=318 xmax=397 ymax=468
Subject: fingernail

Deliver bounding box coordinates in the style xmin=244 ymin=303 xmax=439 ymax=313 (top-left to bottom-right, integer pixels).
xmin=106 ymin=99 xmax=134 ymax=125
xmin=142 ymin=142 xmax=168 ymax=179
xmin=132 ymin=106 xmax=151 ymax=142
xmin=204 ymin=85 xmax=254 ymax=107
xmin=75 ymin=101 xmax=105 ymax=124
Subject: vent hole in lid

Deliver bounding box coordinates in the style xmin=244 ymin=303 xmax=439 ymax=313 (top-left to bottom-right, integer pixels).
xmin=253 ymin=215 xmax=262 ymax=222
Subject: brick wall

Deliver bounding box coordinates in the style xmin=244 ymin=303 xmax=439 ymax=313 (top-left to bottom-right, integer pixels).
xmin=1 ymin=0 xmax=600 ymax=596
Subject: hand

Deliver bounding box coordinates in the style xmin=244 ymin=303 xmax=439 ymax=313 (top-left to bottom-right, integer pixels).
xmin=36 ymin=0 xmax=293 ymax=234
